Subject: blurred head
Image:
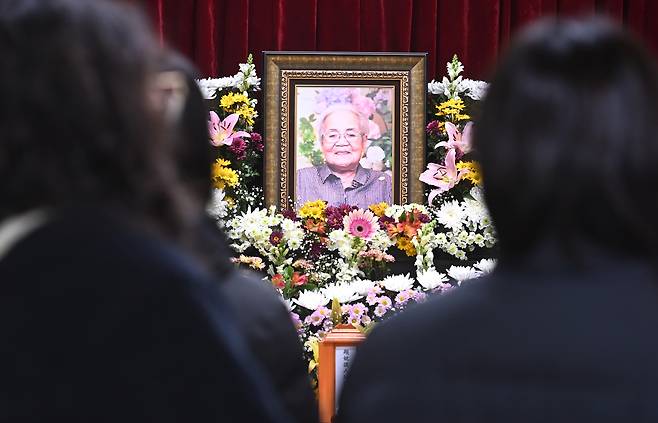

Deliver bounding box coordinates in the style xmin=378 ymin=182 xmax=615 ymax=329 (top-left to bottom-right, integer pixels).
xmin=154 ymin=51 xmax=213 ymax=207
xmin=475 ymin=19 xmax=658 ymax=262
xmin=0 ymin=0 xmax=181 ymax=225
xmin=317 ymin=104 xmax=369 ymax=173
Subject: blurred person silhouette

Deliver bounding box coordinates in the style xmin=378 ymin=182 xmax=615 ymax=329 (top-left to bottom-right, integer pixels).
xmin=0 ymin=1 xmax=291 ymax=422
xmin=337 ymin=19 xmax=658 ymax=422
xmin=155 ymin=50 xmax=319 ymax=423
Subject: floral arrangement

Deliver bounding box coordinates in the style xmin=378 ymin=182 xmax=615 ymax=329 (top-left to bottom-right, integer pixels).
xmin=197 ymin=54 xmax=264 ymax=218
xmin=200 ymin=55 xmax=496 ymax=389
xmin=423 ymin=55 xmax=488 ymax=206
xmin=225 ymin=199 xmax=496 ymax=386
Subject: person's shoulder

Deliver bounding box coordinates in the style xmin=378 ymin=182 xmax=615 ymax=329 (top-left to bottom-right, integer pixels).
xmin=368 ymin=276 xmax=495 ymax=348
xmin=296 ymin=165 xmax=322 ymax=179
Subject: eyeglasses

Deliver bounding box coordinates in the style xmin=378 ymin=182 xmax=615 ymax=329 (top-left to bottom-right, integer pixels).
xmin=321 ymin=130 xmax=363 ymax=146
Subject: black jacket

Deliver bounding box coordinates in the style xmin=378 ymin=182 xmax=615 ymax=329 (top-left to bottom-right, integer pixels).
xmin=196 ymin=216 xmax=319 ymax=423
xmin=0 ymin=209 xmax=290 ymax=422
xmin=337 ymin=251 xmax=658 ymax=422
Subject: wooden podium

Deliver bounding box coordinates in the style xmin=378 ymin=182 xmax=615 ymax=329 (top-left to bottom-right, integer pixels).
xmin=318 ymin=324 xmax=366 ymax=423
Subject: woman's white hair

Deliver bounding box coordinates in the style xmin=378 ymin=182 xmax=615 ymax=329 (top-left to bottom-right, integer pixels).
xmin=315 ymin=103 xmax=370 ymax=144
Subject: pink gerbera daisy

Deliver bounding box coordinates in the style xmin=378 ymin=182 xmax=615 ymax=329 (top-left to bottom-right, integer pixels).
xmin=343 ymin=209 xmax=379 ymax=239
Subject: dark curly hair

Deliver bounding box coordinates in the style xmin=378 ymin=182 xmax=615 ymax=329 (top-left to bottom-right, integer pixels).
xmin=0 ymin=0 xmax=186 ymax=228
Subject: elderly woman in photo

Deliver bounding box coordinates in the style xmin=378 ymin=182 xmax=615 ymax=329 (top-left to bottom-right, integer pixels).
xmin=295 ymin=103 xmax=392 ymax=209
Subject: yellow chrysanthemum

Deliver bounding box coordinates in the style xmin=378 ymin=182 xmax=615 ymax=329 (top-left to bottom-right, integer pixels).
xmin=436 ymin=98 xmax=470 ymax=122
xmin=235 ymin=104 xmax=256 ymax=126
xmin=219 ymin=92 xmax=250 ymax=111
xmin=456 ymin=161 xmax=482 ymax=186
xmin=211 ymin=158 xmax=239 ymax=189
xmin=396 ymin=236 xmax=417 ymax=256
xmin=299 ymin=200 xmax=327 ymax=220
xmin=369 ymin=202 xmax=389 ymax=217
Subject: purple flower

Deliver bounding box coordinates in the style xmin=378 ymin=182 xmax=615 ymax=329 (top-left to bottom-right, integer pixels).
xmin=306 ymin=310 xmax=326 ymax=326
xmin=426 ymin=120 xmax=442 ymax=136
xmin=323 ymin=319 xmax=334 ymax=332
xmin=281 ymin=208 xmax=298 ymax=221
xmin=374 ymin=304 xmax=388 ymax=318
xmin=378 ymin=215 xmax=395 ymax=230
xmin=347 ymin=315 xmax=361 ymax=326
xmin=377 ymin=296 xmax=392 ymax=309
xmin=228 ymin=137 xmax=247 ymax=160
xmin=290 ymin=312 xmax=303 ymax=332
xmin=361 ymin=315 xmax=372 ymax=325
xmin=250 ymin=132 xmax=264 ymax=152
xmin=308 ymin=241 xmax=325 ymax=260
xmin=394 ymin=289 xmax=414 ymax=308
xmin=270 ymin=230 xmax=284 ymax=246
xmin=417 ymin=212 xmax=431 ymax=223
xmin=350 ymin=303 xmax=367 ymax=316
xmin=325 ymin=204 xmax=357 ymax=230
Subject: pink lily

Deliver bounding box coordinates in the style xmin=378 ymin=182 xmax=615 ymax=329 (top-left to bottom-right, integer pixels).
xmin=419 ymin=149 xmax=468 ymax=203
xmin=208 ymin=111 xmax=250 ymax=146
xmin=437 ymin=121 xmax=472 ymax=159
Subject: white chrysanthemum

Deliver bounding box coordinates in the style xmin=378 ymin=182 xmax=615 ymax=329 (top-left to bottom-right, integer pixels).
xmin=474 ymin=258 xmax=497 ymax=275
xmin=196 ymin=77 xmax=237 ymax=99
xmin=285 ymin=228 xmax=305 ymax=250
xmin=206 ymin=189 xmax=228 ymax=220
xmin=280 ymin=218 xmax=299 ymax=232
xmin=384 ymin=204 xmax=405 ymax=219
xmin=427 ymin=79 xmax=447 ymax=95
xmin=294 ymin=290 xmax=329 ymax=310
xmin=416 ymin=269 xmax=449 ymax=290
xmin=460 ymin=78 xmax=488 ymax=100
xmin=350 ymin=279 xmax=376 ymax=296
xmin=436 ymin=200 xmax=464 ymax=231
xmin=328 ymin=229 xmax=355 ymax=258
xmin=447 ymin=265 xmax=482 ymax=283
xmin=380 ymin=273 xmax=414 ymax=292
xmin=321 ymin=283 xmax=362 ymax=303
xmin=462 ymin=198 xmax=487 ymax=226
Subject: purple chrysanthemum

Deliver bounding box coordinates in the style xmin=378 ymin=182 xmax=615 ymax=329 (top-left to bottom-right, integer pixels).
xmin=250 ymin=132 xmax=264 ymax=152
xmin=281 ymin=208 xmax=298 ymax=221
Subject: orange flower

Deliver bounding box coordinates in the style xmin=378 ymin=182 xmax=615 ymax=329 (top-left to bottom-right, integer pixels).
xmin=304 ymin=218 xmax=326 ymax=235
xmin=399 ymin=220 xmax=422 ymax=238
xmin=272 ymin=274 xmax=285 ymax=289
xmin=291 ymin=272 xmax=308 ymax=286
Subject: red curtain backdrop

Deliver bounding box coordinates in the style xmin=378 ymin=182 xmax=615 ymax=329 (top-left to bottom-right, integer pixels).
xmin=134 ymin=0 xmax=658 ymax=80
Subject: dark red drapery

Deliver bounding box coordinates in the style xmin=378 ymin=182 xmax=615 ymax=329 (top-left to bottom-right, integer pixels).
xmin=135 ymin=0 xmax=658 ymax=80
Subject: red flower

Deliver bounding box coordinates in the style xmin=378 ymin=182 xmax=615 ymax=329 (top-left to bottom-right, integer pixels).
xmin=291 ymin=272 xmax=308 ymax=287
xmin=272 ymin=274 xmax=285 ymax=289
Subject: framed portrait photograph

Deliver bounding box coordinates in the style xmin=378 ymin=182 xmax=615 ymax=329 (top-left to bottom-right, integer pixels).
xmin=263 ymin=52 xmax=426 ymax=210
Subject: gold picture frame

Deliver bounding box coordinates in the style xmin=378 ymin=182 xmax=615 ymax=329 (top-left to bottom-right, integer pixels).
xmin=263 ymin=52 xmax=426 ymax=209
